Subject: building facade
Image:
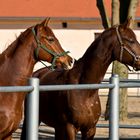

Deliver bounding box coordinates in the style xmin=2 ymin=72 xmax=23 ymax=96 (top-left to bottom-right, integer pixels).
xmin=0 ymin=0 xmax=140 ymax=95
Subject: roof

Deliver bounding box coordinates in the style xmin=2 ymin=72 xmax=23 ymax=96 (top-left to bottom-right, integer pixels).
xmin=0 ymin=0 xmax=139 ymax=18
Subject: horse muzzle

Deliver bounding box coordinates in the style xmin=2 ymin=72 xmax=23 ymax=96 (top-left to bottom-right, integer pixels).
xmin=133 ymin=60 xmax=140 ymax=71
xmin=55 ymin=57 xmax=75 ymax=70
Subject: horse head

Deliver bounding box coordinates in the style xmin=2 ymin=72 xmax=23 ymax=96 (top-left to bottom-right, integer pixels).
xmin=32 ymin=18 xmax=74 ymax=70
xmin=114 ymin=17 xmax=140 ymax=71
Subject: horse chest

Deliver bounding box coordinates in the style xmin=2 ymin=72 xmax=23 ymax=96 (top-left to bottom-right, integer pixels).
xmin=68 ymin=93 xmax=101 ymax=126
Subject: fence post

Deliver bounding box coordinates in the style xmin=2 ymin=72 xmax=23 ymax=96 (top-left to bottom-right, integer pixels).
xmin=26 ymin=78 xmax=39 ymax=140
xmin=109 ymin=74 xmax=119 ymax=140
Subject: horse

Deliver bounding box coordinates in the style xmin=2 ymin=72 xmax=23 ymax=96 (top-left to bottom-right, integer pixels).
xmin=0 ymin=18 xmax=73 ymax=140
xmin=21 ymin=18 xmax=140 ymax=140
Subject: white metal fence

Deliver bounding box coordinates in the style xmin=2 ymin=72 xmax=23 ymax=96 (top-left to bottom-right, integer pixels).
xmin=1 ymin=74 xmax=140 ymax=140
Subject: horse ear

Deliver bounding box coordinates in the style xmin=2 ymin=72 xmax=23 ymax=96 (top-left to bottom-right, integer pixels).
xmin=123 ymin=17 xmax=133 ymax=28
xmin=41 ymin=18 xmax=50 ymax=27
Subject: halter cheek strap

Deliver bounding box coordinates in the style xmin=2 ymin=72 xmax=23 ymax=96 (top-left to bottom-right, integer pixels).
xmin=120 ymin=45 xmax=140 ymax=62
xmin=116 ymin=26 xmax=140 ymax=71
xmin=32 ymin=27 xmax=70 ymax=70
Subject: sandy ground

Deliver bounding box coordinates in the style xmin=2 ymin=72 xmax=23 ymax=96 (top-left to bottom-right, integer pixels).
xmin=96 ymin=96 xmax=140 ymax=139
xmin=12 ymin=96 xmax=140 ymax=140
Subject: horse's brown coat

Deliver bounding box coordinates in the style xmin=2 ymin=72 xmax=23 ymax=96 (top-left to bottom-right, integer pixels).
xmin=22 ymin=18 xmax=140 ymax=140
xmin=0 ymin=19 xmax=73 ymax=140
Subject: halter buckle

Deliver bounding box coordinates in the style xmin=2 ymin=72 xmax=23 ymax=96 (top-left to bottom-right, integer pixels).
xmin=135 ymin=56 xmax=140 ymax=61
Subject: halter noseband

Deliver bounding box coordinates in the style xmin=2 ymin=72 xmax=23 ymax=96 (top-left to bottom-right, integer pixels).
xmin=32 ymin=27 xmax=69 ymax=70
xmin=116 ymin=26 xmax=140 ymax=71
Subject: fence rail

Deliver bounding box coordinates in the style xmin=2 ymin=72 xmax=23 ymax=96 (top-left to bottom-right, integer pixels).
xmin=0 ymin=74 xmax=140 ymax=140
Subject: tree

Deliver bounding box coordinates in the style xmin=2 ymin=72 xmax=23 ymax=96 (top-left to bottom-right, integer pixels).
xmin=96 ymin=0 xmax=111 ymax=29
xmin=96 ymin=0 xmax=139 ymax=121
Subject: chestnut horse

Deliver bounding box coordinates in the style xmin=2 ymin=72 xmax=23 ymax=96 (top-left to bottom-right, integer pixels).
xmin=22 ymin=18 xmax=140 ymax=140
xmin=0 ymin=18 xmax=73 ymax=140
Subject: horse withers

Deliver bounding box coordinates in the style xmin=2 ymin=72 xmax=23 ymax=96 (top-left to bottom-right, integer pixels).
xmin=0 ymin=18 xmax=73 ymax=140
xmin=22 ymin=18 xmax=140 ymax=140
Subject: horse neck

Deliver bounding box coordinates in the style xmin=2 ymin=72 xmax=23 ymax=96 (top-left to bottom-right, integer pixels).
xmin=0 ymin=31 xmax=36 ymax=84
xmin=78 ymin=31 xmax=116 ymax=84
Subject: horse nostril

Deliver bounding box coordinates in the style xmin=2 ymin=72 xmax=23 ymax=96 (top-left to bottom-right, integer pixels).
xmin=71 ymin=58 xmax=75 ymax=66
xmin=65 ymin=58 xmax=74 ymax=70
xmin=71 ymin=59 xmax=73 ymax=64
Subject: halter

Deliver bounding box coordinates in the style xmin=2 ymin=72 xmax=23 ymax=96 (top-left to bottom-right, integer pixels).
xmin=32 ymin=27 xmax=70 ymax=70
xmin=116 ymin=26 xmax=140 ymax=71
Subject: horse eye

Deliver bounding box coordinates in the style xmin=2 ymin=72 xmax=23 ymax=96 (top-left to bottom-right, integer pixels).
xmin=46 ymin=36 xmax=55 ymax=42
xmin=124 ymin=37 xmax=134 ymax=44
xmin=129 ymin=38 xmax=135 ymax=43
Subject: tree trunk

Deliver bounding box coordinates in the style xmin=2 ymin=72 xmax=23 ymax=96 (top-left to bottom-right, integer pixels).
xmin=111 ymin=0 xmax=120 ymax=25
xmin=96 ymin=0 xmax=111 ymax=29
xmin=105 ymin=0 xmax=121 ymax=120
xmin=112 ymin=62 xmax=128 ymax=120
xmin=128 ymin=0 xmax=139 ymax=28
xmin=105 ymin=0 xmax=139 ymax=121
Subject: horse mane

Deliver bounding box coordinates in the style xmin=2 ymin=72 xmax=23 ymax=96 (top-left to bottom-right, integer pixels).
xmin=1 ymin=27 xmax=33 ymax=57
xmin=81 ymin=30 xmax=103 ymax=60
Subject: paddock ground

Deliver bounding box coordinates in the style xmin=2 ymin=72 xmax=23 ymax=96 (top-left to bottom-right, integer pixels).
xmin=12 ymin=96 xmax=140 ymax=140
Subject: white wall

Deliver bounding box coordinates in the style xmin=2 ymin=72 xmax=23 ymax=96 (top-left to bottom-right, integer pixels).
xmin=0 ymin=29 xmax=140 ymax=70
xmin=0 ymin=29 xmax=103 ymax=70
xmin=1 ymin=28 xmax=140 ymax=95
